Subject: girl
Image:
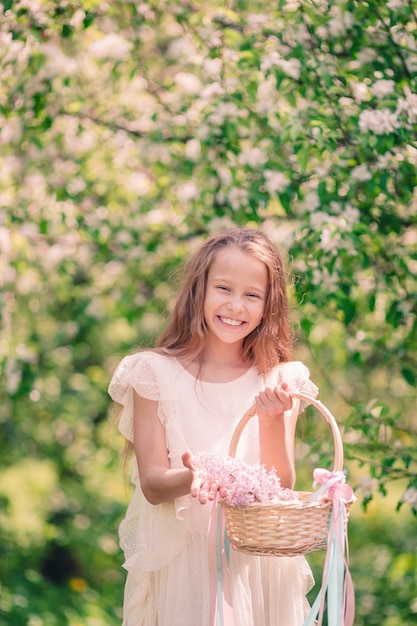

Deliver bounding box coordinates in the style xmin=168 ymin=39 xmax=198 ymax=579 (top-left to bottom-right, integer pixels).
xmin=109 ymin=227 xmax=318 ymax=626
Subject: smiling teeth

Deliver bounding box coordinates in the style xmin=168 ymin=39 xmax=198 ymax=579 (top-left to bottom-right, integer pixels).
xmin=220 ymin=317 xmax=243 ymax=326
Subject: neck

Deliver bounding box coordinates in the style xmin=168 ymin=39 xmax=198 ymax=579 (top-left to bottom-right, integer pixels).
xmin=203 ymin=337 xmax=246 ymax=367
xmin=178 ymin=339 xmax=251 ymax=382
xmin=198 ymin=351 xmax=251 ymax=383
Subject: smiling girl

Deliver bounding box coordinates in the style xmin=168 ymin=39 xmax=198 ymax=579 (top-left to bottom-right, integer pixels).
xmin=109 ymin=227 xmax=318 ymax=626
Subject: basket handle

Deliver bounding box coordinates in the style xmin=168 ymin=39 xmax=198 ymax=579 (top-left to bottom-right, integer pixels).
xmin=228 ymin=391 xmax=344 ymax=472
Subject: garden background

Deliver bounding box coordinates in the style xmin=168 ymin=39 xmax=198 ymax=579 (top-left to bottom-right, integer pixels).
xmin=1 ymin=1 xmax=417 ymax=624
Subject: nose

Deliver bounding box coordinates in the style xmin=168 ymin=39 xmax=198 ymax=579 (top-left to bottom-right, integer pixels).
xmin=227 ymin=293 xmax=245 ymax=313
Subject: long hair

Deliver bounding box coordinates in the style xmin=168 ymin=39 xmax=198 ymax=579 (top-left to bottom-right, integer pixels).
xmin=157 ymin=227 xmax=292 ymax=373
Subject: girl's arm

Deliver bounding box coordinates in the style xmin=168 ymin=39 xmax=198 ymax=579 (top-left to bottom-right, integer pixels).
xmin=255 ymin=383 xmax=297 ymax=489
xmin=133 ymin=390 xmax=218 ymax=505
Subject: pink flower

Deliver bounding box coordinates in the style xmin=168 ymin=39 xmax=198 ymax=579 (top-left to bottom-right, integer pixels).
xmin=193 ymin=452 xmax=298 ymax=507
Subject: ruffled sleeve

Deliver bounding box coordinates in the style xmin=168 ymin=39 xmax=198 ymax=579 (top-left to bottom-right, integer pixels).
xmin=108 ymin=351 xmax=175 ymax=442
xmin=108 ymin=351 xmax=190 ymax=590
xmin=265 ymin=361 xmax=319 ymax=412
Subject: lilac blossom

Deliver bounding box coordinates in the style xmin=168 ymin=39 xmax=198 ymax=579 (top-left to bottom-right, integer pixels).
xmin=193 ymin=452 xmax=298 ymax=507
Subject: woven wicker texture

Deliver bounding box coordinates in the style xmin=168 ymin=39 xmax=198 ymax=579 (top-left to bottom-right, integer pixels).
xmin=222 ymin=391 xmax=353 ymax=557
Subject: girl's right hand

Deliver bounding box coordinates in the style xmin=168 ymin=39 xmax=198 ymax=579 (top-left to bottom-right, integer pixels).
xmin=182 ymin=451 xmax=221 ymax=504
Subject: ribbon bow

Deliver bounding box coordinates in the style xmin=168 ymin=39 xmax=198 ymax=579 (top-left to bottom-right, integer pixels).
xmin=303 ymin=469 xmax=356 ymax=626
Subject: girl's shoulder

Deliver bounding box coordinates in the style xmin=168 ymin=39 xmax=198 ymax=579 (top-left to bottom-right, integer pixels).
xmin=265 ymin=360 xmax=319 ymax=397
xmin=114 ymin=348 xmax=177 ymax=374
xmin=274 ymin=360 xmax=310 ymax=376
xmin=108 ymin=349 xmax=178 ymax=403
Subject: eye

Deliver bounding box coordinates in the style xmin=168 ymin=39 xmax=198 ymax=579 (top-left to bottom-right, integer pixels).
xmin=246 ymin=293 xmax=261 ymax=299
xmin=216 ymin=285 xmax=230 ymax=291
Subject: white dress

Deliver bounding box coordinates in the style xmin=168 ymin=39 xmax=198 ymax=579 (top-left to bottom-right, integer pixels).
xmin=108 ymin=351 xmax=319 ymax=626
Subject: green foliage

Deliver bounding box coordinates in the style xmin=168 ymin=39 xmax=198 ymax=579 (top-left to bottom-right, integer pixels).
xmin=1 ymin=0 xmax=417 ymax=623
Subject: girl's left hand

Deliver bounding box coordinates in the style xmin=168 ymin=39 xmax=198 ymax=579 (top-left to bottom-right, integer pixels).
xmin=182 ymin=451 xmax=221 ymax=504
xmin=255 ymin=382 xmax=292 ymax=422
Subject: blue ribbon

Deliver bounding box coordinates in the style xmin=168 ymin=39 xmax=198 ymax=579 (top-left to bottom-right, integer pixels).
xmin=214 ymin=504 xmax=232 ymax=626
xmin=215 ymin=505 xmax=224 ymax=625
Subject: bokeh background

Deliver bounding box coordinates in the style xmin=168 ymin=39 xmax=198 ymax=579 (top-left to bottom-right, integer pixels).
xmin=1 ymin=1 xmax=416 ymax=624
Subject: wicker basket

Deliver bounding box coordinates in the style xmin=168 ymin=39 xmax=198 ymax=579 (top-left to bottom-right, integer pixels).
xmin=221 ymin=391 xmax=354 ymax=557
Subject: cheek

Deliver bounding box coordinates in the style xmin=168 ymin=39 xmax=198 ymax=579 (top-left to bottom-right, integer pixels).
xmin=203 ymin=295 xmax=214 ymax=321
xmin=257 ymin=301 xmax=266 ymax=316
xmin=249 ymin=303 xmax=265 ymax=325
xmin=258 ymin=305 xmax=266 ymax=324
xmin=205 ymin=290 xmax=221 ymax=310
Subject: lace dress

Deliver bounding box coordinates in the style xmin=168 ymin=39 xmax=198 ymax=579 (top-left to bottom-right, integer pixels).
xmin=108 ymin=351 xmax=319 ymax=626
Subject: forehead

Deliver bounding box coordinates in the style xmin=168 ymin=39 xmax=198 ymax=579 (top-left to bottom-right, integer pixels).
xmin=208 ymin=246 xmax=268 ymax=285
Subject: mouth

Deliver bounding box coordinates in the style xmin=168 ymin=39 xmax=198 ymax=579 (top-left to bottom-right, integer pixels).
xmin=218 ymin=316 xmax=245 ymax=327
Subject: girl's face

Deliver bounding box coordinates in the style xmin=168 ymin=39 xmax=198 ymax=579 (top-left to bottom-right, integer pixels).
xmin=203 ymin=246 xmax=268 ymax=349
